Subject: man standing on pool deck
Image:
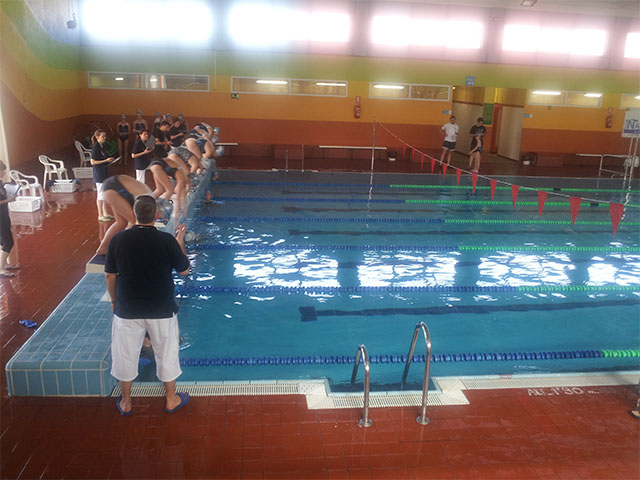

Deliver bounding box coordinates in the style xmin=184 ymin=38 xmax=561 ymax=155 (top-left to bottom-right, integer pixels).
xmin=439 ymin=115 xmax=459 ymax=167
xmin=106 ymin=195 xmax=191 ymax=415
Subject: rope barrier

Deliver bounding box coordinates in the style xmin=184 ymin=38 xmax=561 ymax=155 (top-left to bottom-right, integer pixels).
xmin=378 ymin=122 xmax=640 ymax=210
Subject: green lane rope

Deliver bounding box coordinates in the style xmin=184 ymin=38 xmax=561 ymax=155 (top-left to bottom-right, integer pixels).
xmin=459 ymin=245 xmax=640 ymax=252
xmin=516 ymin=285 xmax=639 ymax=292
xmin=405 ymin=199 xmax=640 ymax=208
xmin=447 ymin=219 xmax=640 ymax=226
xmin=391 ymin=184 xmax=640 ymax=194
xmin=602 ymin=349 xmax=640 ymax=358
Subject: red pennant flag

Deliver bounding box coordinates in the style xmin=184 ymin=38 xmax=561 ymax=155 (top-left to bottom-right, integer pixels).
xmin=442 ymin=163 xmax=448 ymax=179
xmin=411 ymin=148 xmax=415 ymax=162
xmin=402 ymin=143 xmax=407 ymax=158
xmin=569 ymin=196 xmax=581 ymax=224
xmin=430 ymin=156 xmax=436 ymax=173
xmin=420 ymin=152 xmax=425 ymax=168
xmin=511 ymin=185 xmax=520 ymax=207
xmin=609 ymin=202 xmax=625 ymax=235
xmin=472 ymin=173 xmax=478 ymax=193
xmin=537 ymin=190 xmax=548 ymax=216
xmin=456 ymin=168 xmax=462 ymax=186
xmin=490 ymin=179 xmax=497 ymax=200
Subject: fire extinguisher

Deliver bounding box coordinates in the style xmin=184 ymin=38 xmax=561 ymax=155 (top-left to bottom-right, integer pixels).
xmin=605 ymin=106 xmax=613 ymax=128
xmin=354 ymin=95 xmax=361 ymax=119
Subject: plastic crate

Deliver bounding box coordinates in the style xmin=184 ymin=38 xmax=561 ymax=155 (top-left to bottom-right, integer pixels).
xmin=8 ymin=196 xmax=42 ymax=212
xmin=51 ymin=180 xmax=78 ymax=193
xmin=72 ymin=167 xmax=94 ymax=179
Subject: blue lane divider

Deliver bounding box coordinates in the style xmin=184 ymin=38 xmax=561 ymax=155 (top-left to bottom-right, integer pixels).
xmin=200 ymin=216 xmax=445 ymax=224
xmin=214 ymin=196 xmax=406 ymax=204
xmin=178 ymin=285 xmax=519 ymax=294
xmin=179 ymin=349 xmax=631 ymax=367
xmin=191 ymin=244 xmax=458 ymax=252
xmin=219 ymin=181 xmax=391 ymax=188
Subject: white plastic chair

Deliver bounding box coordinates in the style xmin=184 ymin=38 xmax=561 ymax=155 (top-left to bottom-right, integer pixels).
xmin=74 ymin=141 xmax=92 ymax=167
xmin=38 ymin=155 xmax=69 ymax=186
xmin=8 ymin=170 xmax=44 ymax=198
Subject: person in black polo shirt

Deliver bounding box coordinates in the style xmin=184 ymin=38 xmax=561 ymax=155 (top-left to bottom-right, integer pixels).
xmin=106 ymin=195 xmax=190 ymax=415
xmin=131 ymin=130 xmax=153 ymax=184
xmin=168 ymin=119 xmax=185 ymax=148
xmin=90 ymin=129 xmax=114 ymax=222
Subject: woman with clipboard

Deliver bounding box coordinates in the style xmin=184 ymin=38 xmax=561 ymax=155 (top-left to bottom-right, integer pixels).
xmin=91 ymin=129 xmax=116 ymax=222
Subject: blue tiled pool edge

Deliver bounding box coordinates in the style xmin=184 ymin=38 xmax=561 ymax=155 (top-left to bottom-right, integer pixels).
xmin=5 ymin=170 xmax=213 ymax=396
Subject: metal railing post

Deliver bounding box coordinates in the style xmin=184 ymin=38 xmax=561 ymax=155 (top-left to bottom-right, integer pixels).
xmin=301 ymin=144 xmax=305 ymax=172
xmin=401 ymin=322 xmax=432 ymax=425
xmin=285 ymin=149 xmax=289 ymax=172
xmin=350 ymin=344 xmax=373 ymax=427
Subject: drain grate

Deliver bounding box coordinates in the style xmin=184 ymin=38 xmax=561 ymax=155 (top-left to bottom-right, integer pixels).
xmin=111 ymin=381 xmax=307 ymax=398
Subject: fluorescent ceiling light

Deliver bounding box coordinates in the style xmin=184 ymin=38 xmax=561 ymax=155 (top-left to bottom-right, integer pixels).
xmin=256 ymin=80 xmax=288 ymax=85
xmin=532 ymin=90 xmax=562 ymax=95
xmin=584 ymin=93 xmax=602 ymax=98
xmin=635 ymin=95 xmax=640 ymax=100
xmin=316 ymin=82 xmax=346 ymax=87
xmin=115 ymin=77 xmax=124 ymax=81
xmin=521 ymin=0 xmax=537 ymax=6
xmin=150 ymin=77 xmax=158 ymax=82
xmin=374 ymin=84 xmax=405 ymax=90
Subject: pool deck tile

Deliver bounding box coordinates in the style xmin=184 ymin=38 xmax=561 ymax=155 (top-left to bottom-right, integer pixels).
xmin=1 ymin=164 xmax=639 ymax=479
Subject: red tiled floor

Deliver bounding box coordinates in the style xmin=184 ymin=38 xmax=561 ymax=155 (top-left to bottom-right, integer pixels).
xmin=1 ymin=163 xmax=639 ymax=479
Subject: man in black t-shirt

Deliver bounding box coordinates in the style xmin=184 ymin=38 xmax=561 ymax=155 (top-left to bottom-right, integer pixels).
xmin=106 ymin=195 xmax=190 ymax=415
xmin=131 ymin=130 xmax=153 ymax=184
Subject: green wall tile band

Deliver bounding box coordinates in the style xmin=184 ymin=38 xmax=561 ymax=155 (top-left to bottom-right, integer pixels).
xmin=447 ymin=219 xmax=640 ymax=226
xmin=391 ymin=184 xmax=640 ymax=194
xmin=459 ymin=245 xmax=640 ymax=252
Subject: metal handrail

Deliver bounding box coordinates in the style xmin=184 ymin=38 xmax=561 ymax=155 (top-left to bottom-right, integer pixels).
xmin=350 ymin=344 xmax=373 ymax=427
xmin=401 ymin=322 xmax=432 ymax=425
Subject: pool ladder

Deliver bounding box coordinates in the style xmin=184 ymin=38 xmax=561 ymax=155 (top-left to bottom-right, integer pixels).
xmin=350 ymin=321 xmax=433 ymax=427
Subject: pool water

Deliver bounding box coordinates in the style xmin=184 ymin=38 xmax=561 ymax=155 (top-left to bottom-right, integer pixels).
xmin=174 ymin=170 xmax=640 ymax=389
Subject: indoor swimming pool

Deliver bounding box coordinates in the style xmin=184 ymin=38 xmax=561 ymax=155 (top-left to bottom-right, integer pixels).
xmin=171 ymin=170 xmax=640 ymax=390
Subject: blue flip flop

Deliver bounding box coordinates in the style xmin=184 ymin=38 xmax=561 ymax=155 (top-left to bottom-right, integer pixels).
xmin=116 ymin=396 xmax=133 ymax=416
xmin=165 ymin=392 xmax=189 ymax=413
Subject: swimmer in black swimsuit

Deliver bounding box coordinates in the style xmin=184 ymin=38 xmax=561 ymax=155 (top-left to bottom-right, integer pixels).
xmin=149 ymin=156 xmax=189 ymax=221
xmin=117 ymin=114 xmax=131 ymax=165
xmin=133 ymin=110 xmax=148 ymax=137
xmin=96 ymin=175 xmax=152 ymax=256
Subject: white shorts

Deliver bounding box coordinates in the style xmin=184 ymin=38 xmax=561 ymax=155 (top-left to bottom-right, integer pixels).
xmin=110 ymin=314 xmax=182 ymax=383
xmin=135 ymin=169 xmax=147 ymax=184
xmin=96 ymin=182 xmax=104 ymax=201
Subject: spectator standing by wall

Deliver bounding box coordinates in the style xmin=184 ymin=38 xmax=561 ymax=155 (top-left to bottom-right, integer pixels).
xmin=90 ymin=129 xmax=114 ymax=222
xmin=439 ymin=116 xmax=459 ymax=167
xmin=468 ymin=117 xmax=486 ymax=173
xmin=0 ymin=160 xmax=19 ymax=277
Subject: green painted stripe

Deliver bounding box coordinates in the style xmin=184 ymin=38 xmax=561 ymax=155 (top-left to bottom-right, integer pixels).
xmin=446 ymin=219 xmax=640 ymax=226
xmin=517 ymin=285 xmax=639 ymax=292
xmin=459 ymin=245 xmax=640 ymax=252
xmin=391 ymin=184 xmax=640 ymax=194
xmin=406 ymin=199 xmax=640 ymax=207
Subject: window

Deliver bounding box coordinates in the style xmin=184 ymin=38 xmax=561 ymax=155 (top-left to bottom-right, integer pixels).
xmin=528 ymin=90 xmax=602 ymax=107
xmin=231 ymin=77 xmax=348 ymax=97
xmin=88 ymin=72 xmax=209 ymax=91
xmin=81 ymin=0 xmax=213 ymax=46
xmin=372 ymin=15 xmax=483 ymax=49
xmin=370 ymin=83 xmax=450 ymax=101
xmin=620 ymin=94 xmax=640 ymax=109
xmin=503 ymin=24 xmax=607 ymax=56
xmin=624 ymin=32 xmax=640 ymax=59
xmin=228 ymin=4 xmax=350 ymax=47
